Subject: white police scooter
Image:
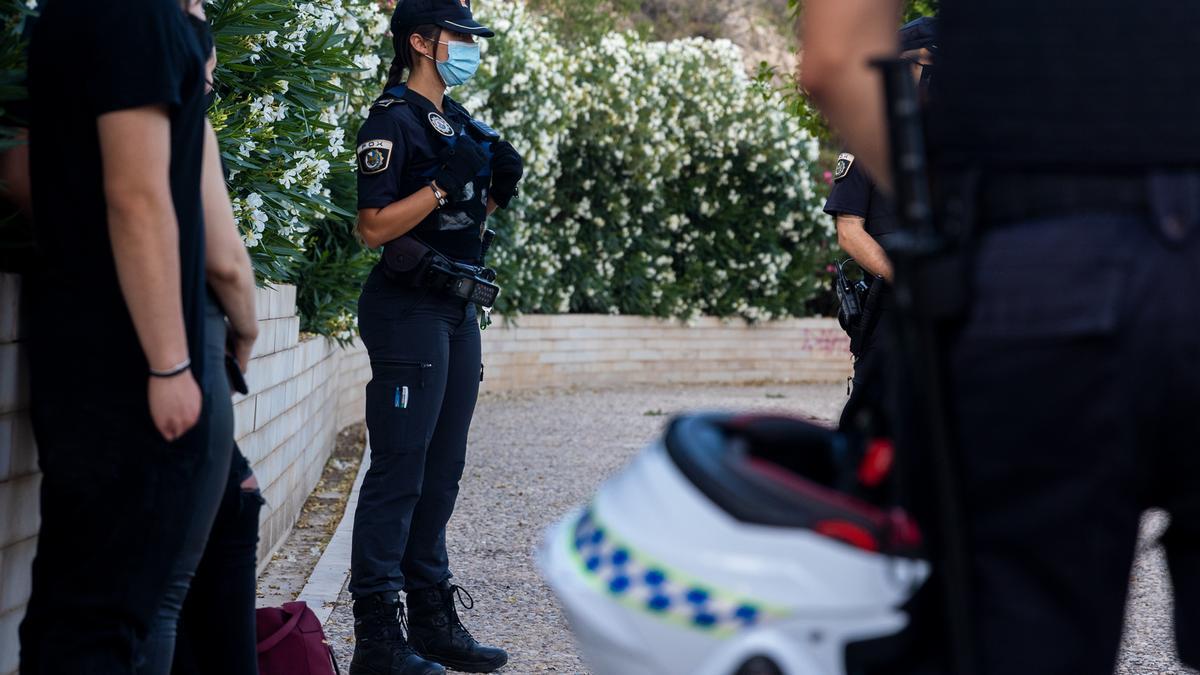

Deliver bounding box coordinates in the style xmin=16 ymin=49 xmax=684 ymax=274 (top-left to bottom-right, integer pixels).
xmin=538 ymin=413 xmax=928 ymax=675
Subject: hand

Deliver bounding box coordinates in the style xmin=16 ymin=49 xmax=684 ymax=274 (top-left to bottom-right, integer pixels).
xmin=433 ymin=135 xmax=489 ymax=197
xmin=148 ymin=371 xmax=203 ymax=442
xmin=204 ymin=46 xmax=217 ymax=94
xmin=231 ymin=331 xmax=256 ymax=373
xmin=489 ymin=140 xmax=524 ymax=209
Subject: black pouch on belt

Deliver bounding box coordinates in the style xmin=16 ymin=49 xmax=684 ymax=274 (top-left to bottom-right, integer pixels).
xmin=381 ymin=236 xmax=435 ymax=285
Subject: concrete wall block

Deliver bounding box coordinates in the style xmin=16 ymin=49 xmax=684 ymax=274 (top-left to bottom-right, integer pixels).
xmin=284 ymin=377 xmax=300 ymax=413
xmin=233 ymin=397 xmax=256 ymax=440
xmin=296 ymin=367 xmax=316 ymax=403
xmin=245 ymin=349 xmax=283 ymax=394
xmin=1 ymin=605 xmax=22 ymax=675
xmin=279 ymin=316 xmax=302 ymax=353
xmin=264 ymin=285 xmax=283 ymax=320
xmin=252 ymin=384 xmax=286 ymax=432
xmin=250 ymin=319 xmax=275 ymax=359
xmin=0 ymin=536 xmax=35 ymax=615
xmin=538 ymin=350 xmax=609 ymax=365
xmin=0 ymin=274 xmax=20 ymax=345
xmin=280 ymin=285 xmax=298 ymax=320
xmin=272 ymin=317 xmax=291 ymax=354
xmin=0 ymin=474 xmax=40 ymax=551
xmin=565 ymin=327 xmax=626 ymax=340
xmin=0 ymin=415 xmax=12 ymax=484
xmin=295 ymin=338 xmax=316 ymax=372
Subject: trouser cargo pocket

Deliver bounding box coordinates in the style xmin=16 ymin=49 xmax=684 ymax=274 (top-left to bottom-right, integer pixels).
xmin=365 ymin=360 xmax=431 ymax=456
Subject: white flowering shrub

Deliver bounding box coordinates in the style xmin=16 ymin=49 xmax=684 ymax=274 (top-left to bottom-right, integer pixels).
xmin=207 ymin=0 xmax=390 ymax=339
xmin=462 ymin=2 xmax=833 ymax=320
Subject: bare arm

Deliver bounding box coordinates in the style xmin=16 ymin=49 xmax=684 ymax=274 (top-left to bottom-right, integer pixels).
xmin=98 ymin=104 xmax=201 ymax=440
xmin=800 ymin=0 xmax=901 ymax=192
xmin=836 ymin=214 xmax=893 ymax=281
xmin=357 ymin=184 xmax=445 ymax=248
xmin=100 ymin=105 xmax=190 ymax=371
xmin=201 ymin=121 xmax=258 ymax=369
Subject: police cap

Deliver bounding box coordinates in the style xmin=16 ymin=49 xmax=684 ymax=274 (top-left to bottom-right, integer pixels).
xmin=391 ymin=0 xmax=495 ymax=38
xmin=899 ymin=16 xmax=937 ymax=53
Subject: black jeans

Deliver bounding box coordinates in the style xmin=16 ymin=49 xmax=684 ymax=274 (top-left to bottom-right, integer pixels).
xmin=901 ymin=191 xmax=1200 ymax=674
xmin=20 ymin=330 xmax=213 ymax=673
xmin=350 ymin=266 xmax=481 ymax=596
xmin=171 ymin=446 xmax=262 ymax=675
xmin=137 ymin=297 xmax=234 ymax=674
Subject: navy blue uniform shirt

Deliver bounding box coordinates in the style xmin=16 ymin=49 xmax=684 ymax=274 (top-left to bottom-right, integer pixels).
xmin=356 ymin=87 xmax=490 ymax=262
xmin=822 ymin=153 xmax=899 ymax=251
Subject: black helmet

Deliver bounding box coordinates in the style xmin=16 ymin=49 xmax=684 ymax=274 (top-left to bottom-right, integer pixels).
xmin=391 ymin=0 xmax=495 ymax=38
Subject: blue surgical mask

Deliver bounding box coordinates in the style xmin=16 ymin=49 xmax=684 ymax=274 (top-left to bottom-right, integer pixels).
xmin=429 ymin=40 xmax=481 ymax=87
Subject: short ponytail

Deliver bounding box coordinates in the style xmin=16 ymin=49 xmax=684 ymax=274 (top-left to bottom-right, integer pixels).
xmin=386 ymin=24 xmax=440 ymax=88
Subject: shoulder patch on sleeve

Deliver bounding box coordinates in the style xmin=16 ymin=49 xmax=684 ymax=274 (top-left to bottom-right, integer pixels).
xmin=833 ymin=153 xmax=855 ymax=181
xmin=372 ymin=98 xmax=405 ymax=109
xmin=357 ymin=139 xmax=394 ymax=175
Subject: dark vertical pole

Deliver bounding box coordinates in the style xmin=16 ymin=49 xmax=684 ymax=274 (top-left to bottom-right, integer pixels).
xmin=873 ymin=57 xmax=976 ymax=675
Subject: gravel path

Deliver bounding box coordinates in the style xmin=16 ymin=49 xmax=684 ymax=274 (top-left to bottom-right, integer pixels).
xmin=319 ymin=383 xmax=1192 ymax=674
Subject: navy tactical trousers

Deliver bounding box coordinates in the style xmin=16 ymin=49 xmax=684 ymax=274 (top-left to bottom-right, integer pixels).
xmin=350 ymin=266 xmax=481 ymax=597
xmin=899 ymin=180 xmax=1200 ymax=674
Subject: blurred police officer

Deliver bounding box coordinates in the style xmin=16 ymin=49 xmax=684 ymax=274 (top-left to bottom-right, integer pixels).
xmin=826 ymin=18 xmax=934 ymax=430
xmin=348 ymin=1 xmax=522 ymax=674
xmin=802 ymin=2 xmax=1200 ymax=674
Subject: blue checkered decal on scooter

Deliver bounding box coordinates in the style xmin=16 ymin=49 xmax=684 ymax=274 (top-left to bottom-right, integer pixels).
xmin=571 ymin=507 xmax=769 ymax=633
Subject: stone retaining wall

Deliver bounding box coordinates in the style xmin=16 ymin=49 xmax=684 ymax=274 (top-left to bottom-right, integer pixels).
xmin=480 ymin=314 xmax=851 ymax=391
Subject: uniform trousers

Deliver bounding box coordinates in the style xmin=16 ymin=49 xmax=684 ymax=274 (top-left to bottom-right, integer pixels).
xmin=350 ymin=266 xmax=481 ymax=597
xmin=898 ymin=176 xmax=1200 ymax=674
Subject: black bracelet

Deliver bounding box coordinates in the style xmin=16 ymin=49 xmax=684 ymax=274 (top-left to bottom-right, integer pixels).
xmin=149 ymin=358 xmax=191 ymax=378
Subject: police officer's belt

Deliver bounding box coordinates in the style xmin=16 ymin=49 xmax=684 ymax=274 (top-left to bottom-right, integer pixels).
xmin=382 ymin=236 xmax=500 ymax=309
xmin=977 ymin=172 xmax=1151 ymax=226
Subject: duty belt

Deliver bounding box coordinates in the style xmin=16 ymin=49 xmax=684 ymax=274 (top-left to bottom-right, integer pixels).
xmin=381 ymin=236 xmax=501 ymax=309
xmin=977 ymin=172 xmax=1151 ymax=226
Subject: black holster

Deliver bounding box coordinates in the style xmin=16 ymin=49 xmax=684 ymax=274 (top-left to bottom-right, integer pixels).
xmin=850 ymin=278 xmax=886 ymax=358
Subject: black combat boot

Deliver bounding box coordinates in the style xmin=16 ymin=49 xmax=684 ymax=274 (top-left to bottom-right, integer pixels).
xmin=406 ymin=582 xmax=509 ymax=673
xmin=351 ymin=591 xmax=446 ymax=675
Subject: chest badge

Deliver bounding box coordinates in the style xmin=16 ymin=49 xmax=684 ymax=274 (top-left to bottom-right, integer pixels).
xmin=428 ymin=112 xmax=456 ymax=137
xmin=833 ymin=153 xmax=855 ymax=182
xmin=357 ymin=139 xmax=394 ymax=175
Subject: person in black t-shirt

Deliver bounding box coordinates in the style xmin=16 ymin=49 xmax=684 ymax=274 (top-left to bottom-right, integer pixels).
xmin=21 ymin=1 xmax=225 ymax=672
xmin=803 ymin=2 xmax=1200 ymax=674
xmin=348 ymin=1 xmax=522 ymax=674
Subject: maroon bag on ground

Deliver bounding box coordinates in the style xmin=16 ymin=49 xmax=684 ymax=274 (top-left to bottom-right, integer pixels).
xmin=256 ymin=601 xmax=340 ymax=675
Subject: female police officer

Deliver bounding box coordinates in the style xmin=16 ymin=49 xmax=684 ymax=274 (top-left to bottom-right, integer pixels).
xmin=348 ymin=1 xmax=522 ymax=674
